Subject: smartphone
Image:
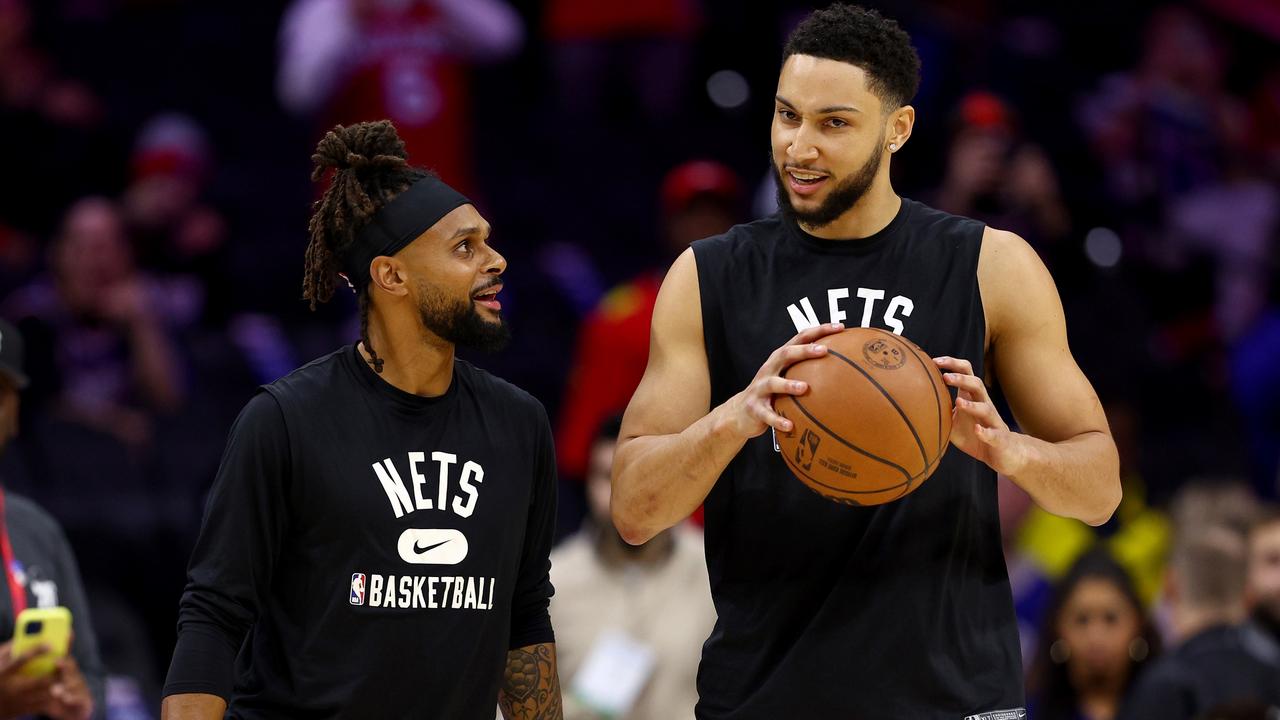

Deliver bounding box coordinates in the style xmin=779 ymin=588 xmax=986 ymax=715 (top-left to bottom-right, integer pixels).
xmin=11 ymin=606 xmax=72 ymax=677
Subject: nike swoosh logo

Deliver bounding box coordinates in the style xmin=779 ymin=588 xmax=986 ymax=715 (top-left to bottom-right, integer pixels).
xmin=397 ymin=528 xmax=468 ymax=565
xmin=413 ymin=539 xmax=449 ymax=554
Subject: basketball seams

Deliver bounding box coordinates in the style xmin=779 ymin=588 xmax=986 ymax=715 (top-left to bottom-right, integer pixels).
xmin=784 ymin=395 xmax=914 ymax=484
xmin=826 ymin=345 xmax=931 ymax=474
xmin=894 ymin=333 xmax=947 ymax=462
xmin=778 ymin=433 xmax=912 ymax=503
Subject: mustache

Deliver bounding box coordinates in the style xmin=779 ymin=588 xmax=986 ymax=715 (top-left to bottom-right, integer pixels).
xmin=471 ymin=278 xmax=503 ymax=295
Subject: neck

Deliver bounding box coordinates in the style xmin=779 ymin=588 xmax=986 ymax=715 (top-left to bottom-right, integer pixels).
xmin=360 ymin=304 xmax=455 ymax=397
xmin=1173 ymin=604 xmax=1245 ymax=642
xmin=1077 ymin=690 xmax=1120 ymax=720
xmin=800 ymin=176 xmax=901 ymax=240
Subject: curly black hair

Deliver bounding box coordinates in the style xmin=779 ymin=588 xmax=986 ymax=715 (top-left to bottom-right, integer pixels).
xmin=303 ymin=120 xmax=430 ymax=373
xmin=783 ymin=4 xmax=922 ymax=110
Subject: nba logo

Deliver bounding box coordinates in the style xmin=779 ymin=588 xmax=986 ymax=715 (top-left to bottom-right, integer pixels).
xmin=349 ymin=573 xmax=366 ymax=606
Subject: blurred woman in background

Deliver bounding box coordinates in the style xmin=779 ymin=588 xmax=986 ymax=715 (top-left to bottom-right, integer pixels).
xmin=1028 ymin=548 xmax=1161 ymax=720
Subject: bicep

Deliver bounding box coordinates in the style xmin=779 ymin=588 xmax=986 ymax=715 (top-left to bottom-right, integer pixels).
xmin=982 ymin=230 xmax=1109 ymax=442
xmin=619 ymin=248 xmax=711 ymax=443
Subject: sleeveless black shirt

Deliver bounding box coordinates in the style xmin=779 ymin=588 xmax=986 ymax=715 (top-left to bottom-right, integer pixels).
xmin=690 ymin=198 xmax=1023 ymax=719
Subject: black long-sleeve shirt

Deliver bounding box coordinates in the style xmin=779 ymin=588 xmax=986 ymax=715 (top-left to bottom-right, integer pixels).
xmin=1119 ymin=623 xmax=1280 ymax=720
xmin=163 ymin=346 xmax=556 ymax=718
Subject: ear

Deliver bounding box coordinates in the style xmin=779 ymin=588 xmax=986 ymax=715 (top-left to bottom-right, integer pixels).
xmin=368 ymin=256 xmax=410 ymax=297
xmin=886 ymin=105 xmax=915 ymax=154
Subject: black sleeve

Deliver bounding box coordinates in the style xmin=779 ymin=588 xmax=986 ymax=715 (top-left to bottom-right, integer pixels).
xmin=49 ymin=521 xmax=106 ymax=716
xmin=1117 ymin=665 xmax=1193 ymax=720
xmin=507 ymin=403 xmax=557 ymax=650
xmin=162 ymin=392 xmax=291 ymax=700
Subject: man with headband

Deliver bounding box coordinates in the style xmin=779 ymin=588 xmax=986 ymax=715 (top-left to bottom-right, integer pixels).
xmin=160 ymin=121 xmax=563 ymax=719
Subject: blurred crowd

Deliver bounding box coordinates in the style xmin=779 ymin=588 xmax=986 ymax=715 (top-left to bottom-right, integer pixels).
xmin=0 ymin=0 xmax=1278 ymax=717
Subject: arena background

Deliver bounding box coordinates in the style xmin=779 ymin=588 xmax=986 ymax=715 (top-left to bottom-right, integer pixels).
xmin=1 ymin=0 xmax=1277 ymax=715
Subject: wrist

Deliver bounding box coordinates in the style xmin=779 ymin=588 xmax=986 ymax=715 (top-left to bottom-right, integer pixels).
xmin=999 ymin=431 xmax=1038 ymax=479
xmin=711 ymin=394 xmax=748 ymax=442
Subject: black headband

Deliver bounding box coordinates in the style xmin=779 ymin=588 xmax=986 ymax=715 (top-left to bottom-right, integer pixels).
xmin=342 ymin=175 xmax=471 ymax=289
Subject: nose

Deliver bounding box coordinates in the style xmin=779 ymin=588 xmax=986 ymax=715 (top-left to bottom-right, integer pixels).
xmin=788 ymin=122 xmax=819 ymax=165
xmin=484 ymin=245 xmax=506 ymax=276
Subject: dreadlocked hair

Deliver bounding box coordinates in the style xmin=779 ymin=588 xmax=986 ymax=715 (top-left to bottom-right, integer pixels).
xmin=302 ymin=120 xmax=428 ymax=373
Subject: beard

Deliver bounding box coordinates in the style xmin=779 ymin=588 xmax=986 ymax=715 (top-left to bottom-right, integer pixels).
xmin=774 ymin=138 xmax=884 ymax=230
xmin=417 ymin=279 xmax=510 ymax=352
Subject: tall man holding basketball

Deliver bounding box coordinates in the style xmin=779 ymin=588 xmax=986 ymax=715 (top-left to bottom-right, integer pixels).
xmin=612 ymin=5 xmax=1120 ymax=719
xmin=161 ymin=121 xmax=562 ymax=719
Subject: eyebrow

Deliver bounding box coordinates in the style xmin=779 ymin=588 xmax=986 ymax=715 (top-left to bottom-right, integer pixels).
xmin=775 ymin=95 xmax=862 ymax=115
xmin=450 ymin=225 xmax=487 ymax=240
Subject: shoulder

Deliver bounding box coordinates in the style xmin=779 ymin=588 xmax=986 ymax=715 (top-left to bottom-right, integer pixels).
xmin=263 ymin=347 xmax=350 ymax=409
xmin=231 ymin=390 xmax=288 ymax=433
xmin=4 ymin=493 xmax=68 ymax=545
xmin=977 ymin=226 xmax=1059 ymax=340
xmin=691 ymin=215 xmax=785 ymax=261
xmin=979 ymin=226 xmax=1043 ymax=275
xmin=456 ymin=360 xmax=548 ymax=424
xmin=904 ymin=198 xmax=986 ymax=240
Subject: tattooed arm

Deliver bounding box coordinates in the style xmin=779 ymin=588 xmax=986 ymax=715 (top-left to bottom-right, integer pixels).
xmin=498 ymin=643 xmax=563 ymax=720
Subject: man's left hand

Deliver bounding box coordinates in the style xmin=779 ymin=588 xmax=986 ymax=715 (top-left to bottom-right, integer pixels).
xmin=935 ymin=356 xmax=1031 ymax=477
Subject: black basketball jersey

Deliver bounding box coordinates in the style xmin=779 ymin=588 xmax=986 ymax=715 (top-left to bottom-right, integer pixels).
xmin=690 ymin=198 xmax=1024 ymax=720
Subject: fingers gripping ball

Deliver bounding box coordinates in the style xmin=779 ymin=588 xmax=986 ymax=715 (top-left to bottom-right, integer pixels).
xmin=775 ymin=327 xmax=953 ymax=505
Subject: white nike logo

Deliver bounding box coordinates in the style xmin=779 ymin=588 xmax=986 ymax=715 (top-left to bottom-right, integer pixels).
xmin=397 ymin=528 xmax=468 ymax=565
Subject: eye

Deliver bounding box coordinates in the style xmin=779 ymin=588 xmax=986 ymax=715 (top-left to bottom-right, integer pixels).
xmin=777 ymin=109 xmax=798 ymax=122
xmin=455 ymin=239 xmax=472 ymax=255
xmin=826 ymin=118 xmax=848 ymax=128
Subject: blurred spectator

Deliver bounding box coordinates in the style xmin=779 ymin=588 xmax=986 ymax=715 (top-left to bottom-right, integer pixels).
xmin=1027 ymin=548 xmax=1160 ymax=720
xmin=122 ymin=113 xmax=226 ymax=326
xmin=549 ymin=416 xmax=715 ymax=720
xmin=4 ymin=197 xmax=185 ymax=451
xmin=1197 ymin=701 xmax=1280 ymax=720
xmin=545 ymin=0 xmax=698 ymax=128
xmin=1120 ymin=527 xmax=1280 ymax=720
xmin=1169 ymin=478 xmax=1260 ymax=539
xmin=0 ymin=0 xmax=115 ymax=236
xmin=1078 ymin=6 xmax=1242 ymax=218
xmin=0 ymin=317 xmax=102 ymax=719
xmin=277 ymin=0 xmax=522 ymax=195
xmin=931 ymin=90 xmax=1071 ymax=255
xmin=1246 ymin=505 xmax=1280 ymax=645
xmin=556 ymin=160 xmax=741 ymax=488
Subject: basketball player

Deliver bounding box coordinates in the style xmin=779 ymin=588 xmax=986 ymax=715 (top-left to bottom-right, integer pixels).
xmin=612 ymin=5 xmax=1121 ymax=719
xmin=161 ymin=121 xmax=562 ymax=719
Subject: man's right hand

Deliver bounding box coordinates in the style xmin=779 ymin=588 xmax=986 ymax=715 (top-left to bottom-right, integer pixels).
xmin=0 ymin=641 xmax=55 ymax=719
xmin=722 ymin=323 xmax=844 ymax=439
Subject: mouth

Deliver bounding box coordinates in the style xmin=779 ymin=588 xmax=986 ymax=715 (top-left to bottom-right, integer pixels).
xmin=784 ymin=167 xmax=830 ymax=197
xmin=472 ymin=284 xmax=503 ymax=312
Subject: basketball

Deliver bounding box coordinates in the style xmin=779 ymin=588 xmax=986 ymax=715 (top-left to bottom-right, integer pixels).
xmin=774 ymin=327 xmax=953 ymax=506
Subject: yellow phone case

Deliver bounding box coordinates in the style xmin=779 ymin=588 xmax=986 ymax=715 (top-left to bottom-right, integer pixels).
xmin=11 ymin=606 xmax=72 ymax=677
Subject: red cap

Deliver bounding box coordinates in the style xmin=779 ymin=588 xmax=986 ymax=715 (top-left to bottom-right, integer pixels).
xmin=661 ymin=160 xmax=741 ymax=215
xmin=957 ymin=91 xmax=1013 ymax=132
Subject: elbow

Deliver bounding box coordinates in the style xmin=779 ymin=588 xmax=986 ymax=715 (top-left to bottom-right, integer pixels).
xmin=1082 ymin=456 xmax=1123 ymax=527
xmin=610 ymin=495 xmax=658 ymax=546
xmin=609 ymin=469 xmax=659 ymax=546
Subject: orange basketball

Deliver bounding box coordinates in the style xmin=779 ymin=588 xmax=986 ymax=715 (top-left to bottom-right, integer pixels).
xmin=774 ymin=327 xmax=953 ymax=506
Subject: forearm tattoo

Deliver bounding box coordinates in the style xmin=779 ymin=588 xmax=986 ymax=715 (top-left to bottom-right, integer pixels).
xmin=498 ymin=643 xmax=563 ymax=720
